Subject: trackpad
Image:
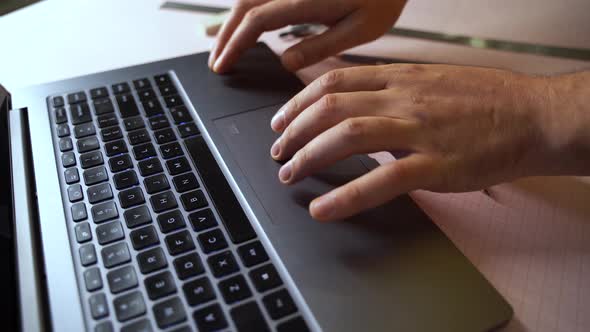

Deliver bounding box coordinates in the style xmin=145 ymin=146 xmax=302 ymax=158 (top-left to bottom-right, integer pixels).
xmin=213 ymin=105 xmax=370 ymax=226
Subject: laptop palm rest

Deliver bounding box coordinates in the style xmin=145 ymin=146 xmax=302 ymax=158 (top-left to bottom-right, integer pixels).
xmin=212 ymin=104 xmax=512 ymax=331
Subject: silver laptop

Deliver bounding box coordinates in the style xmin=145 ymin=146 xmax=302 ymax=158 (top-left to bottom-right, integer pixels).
xmin=2 ymin=43 xmax=512 ymax=332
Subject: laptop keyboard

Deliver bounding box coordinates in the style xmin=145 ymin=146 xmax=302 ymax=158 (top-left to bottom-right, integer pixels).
xmin=48 ymin=73 xmax=310 ymax=332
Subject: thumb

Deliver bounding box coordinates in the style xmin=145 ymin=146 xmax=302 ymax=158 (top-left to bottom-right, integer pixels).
xmin=281 ymin=14 xmax=372 ymax=71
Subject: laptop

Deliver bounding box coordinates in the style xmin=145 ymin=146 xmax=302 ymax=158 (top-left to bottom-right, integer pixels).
xmin=2 ymin=42 xmax=513 ymax=332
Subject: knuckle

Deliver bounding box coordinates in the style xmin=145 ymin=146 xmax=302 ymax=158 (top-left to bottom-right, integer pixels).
xmin=343 ymin=184 xmax=363 ymax=205
xmin=319 ymin=70 xmax=344 ymax=91
xmin=244 ymin=7 xmax=264 ymax=24
xmin=342 ymin=118 xmax=367 ymax=140
xmin=318 ymin=94 xmax=339 ymax=114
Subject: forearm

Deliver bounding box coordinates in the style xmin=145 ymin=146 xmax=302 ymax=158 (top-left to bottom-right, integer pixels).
xmin=536 ymin=70 xmax=590 ymax=175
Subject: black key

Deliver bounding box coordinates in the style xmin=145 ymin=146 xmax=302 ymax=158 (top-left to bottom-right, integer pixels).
xmin=172 ymin=173 xmax=198 ymax=193
xmin=165 ymin=230 xmax=195 ymax=256
xmin=124 ymin=205 xmax=152 ymax=228
xmin=263 ymin=289 xmax=297 ymax=320
xmin=93 ymin=98 xmax=115 ymax=115
xmin=198 ymin=229 xmax=228 ymax=254
xmin=68 ymin=91 xmax=87 ymax=104
xmin=150 ymin=191 xmax=178 ymax=213
xmin=137 ymin=88 xmax=156 ymax=102
xmin=250 ymin=264 xmax=282 ymax=292
xmin=141 ymin=99 xmax=163 ymax=117
xmin=59 ymin=137 xmax=73 ymax=151
xmin=237 ymin=241 xmax=269 ymax=267
xmin=64 ymin=167 xmax=79 ymax=184
xmin=52 ymin=96 xmax=65 ymax=107
xmin=97 ymin=113 xmax=118 ymax=128
xmin=116 ymin=94 xmax=140 ymax=118
xmin=160 ymin=142 xmax=183 ymax=159
xmin=185 ymin=136 xmax=256 ymax=243
xmin=119 ymin=187 xmax=145 ymax=208
xmin=164 ymin=95 xmax=184 ymax=108
xmin=84 ymin=166 xmax=108 ymax=185
xmin=107 ymin=265 xmax=138 ymax=294
xmin=84 ymin=267 xmax=103 ymax=292
xmin=112 ymin=82 xmax=130 ymax=95
xmin=138 ymin=158 xmax=163 ymax=177
xmin=71 ymin=202 xmax=88 ymax=222
xmin=78 ymin=136 xmax=100 ymax=153
xmin=173 ymin=253 xmax=204 ymax=280
xmin=183 ymin=277 xmax=215 ymax=306
xmin=128 ymin=129 xmax=150 ymax=145
xmin=105 ymin=139 xmax=128 ymax=157
xmin=87 ymin=183 xmax=113 ymax=204
xmin=123 ymin=116 xmax=145 ymax=131
xmin=170 ymin=106 xmax=191 ymax=124
xmin=207 ymin=251 xmax=239 ymax=278
xmin=101 ymin=242 xmax=131 ymax=268
xmin=89 ymin=293 xmax=109 ymax=319
xmin=166 ymin=157 xmax=191 ymax=175
xmin=144 ymin=173 xmax=170 ymax=194
xmin=154 ymin=128 xmax=176 ymax=144
xmin=153 ymin=297 xmax=186 ymax=329
xmin=130 ymin=225 xmax=159 ymax=250
xmin=193 ymin=304 xmax=227 ymax=332
xmin=113 ymin=169 xmax=138 ymax=190
xmin=62 ymin=152 xmax=76 ymax=167
xmin=90 ymin=87 xmax=108 ymax=99
xmin=114 ymin=291 xmax=146 ymax=322
xmin=231 ymin=301 xmax=270 ymax=332
xmin=178 ymin=122 xmax=199 ymax=138
xmin=57 ymin=123 xmax=71 ymax=137
xmin=68 ymin=184 xmax=84 ymax=202
xmin=133 ymin=78 xmax=151 ymax=91
xmin=80 ymin=243 xmax=97 ymax=266
xmin=121 ymin=319 xmax=152 ymax=332
xmin=154 ymin=74 xmax=171 ymax=86
xmin=145 ymin=271 xmax=176 ymax=300
xmin=189 ymin=209 xmax=217 ymax=232
xmin=101 ymin=126 xmax=123 ymax=142
xmin=157 ymin=210 xmax=185 ymax=233
xmin=96 ymin=221 xmax=125 ymax=245
xmin=148 ymin=116 xmax=170 ymax=130
xmin=92 ymin=201 xmax=119 ymax=224
xmin=137 ymin=247 xmax=167 ymax=274
xmin=158 ymin=85 xmax=177 ymax=97
xmin=218 ymin=275 xmax=252 ymax=304
xmin=55 ymin=107 xmax=68 ymax=124
xmin=70 ymin=103 xmax=92 ymax=124
xmin=180 ymin=190 xmax=207 ymax=212
xmin=75 ymin=222 xmax=92 ymax=243
xmin=109 ymin=154 xmax=132 ymax=172
xmin=95 ymin=321 xmax=114 ymax=332
xmin=74 ymin=122 xmax=96 ymax=138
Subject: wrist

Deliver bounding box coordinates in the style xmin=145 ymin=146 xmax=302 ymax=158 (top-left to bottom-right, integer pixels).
xmin=529 ymin=71 xmax=590 ymax=175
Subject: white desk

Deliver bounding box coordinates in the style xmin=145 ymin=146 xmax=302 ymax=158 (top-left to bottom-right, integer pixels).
xmin=1 ymin=1 xmax=589 ymax=331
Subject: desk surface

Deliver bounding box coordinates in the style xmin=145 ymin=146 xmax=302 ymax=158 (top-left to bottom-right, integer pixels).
xmin=1 ymin=1 xmax=589 ymax=331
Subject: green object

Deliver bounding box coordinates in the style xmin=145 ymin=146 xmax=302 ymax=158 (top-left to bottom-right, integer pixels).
xmin=0 ymin=0 xmax=40 ymax=16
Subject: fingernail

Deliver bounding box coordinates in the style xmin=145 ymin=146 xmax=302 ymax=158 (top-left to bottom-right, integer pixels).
xmin=282 ymin=50 xmax=304 ymax=72
xmin=310 ymin=194 xmax=335 ymax=220
xmin=270 ymin=137 xmax=281 ymax=158
xmin=208 ymin=45 xmax=217 ymax=68
xmin=271 ymin=108 xmax=286 ymax=131
xmin=278 ymin=161 xmax=292 ymax=183
xmin=213 ymin=53 xmax=224 ymax=73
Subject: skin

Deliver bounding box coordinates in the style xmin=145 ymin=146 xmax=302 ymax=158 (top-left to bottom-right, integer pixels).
xmin=210 ymin=0 xmax=590 ymax=221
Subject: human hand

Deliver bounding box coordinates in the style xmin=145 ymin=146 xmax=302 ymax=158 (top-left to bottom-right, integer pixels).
xmin=209 ymin=0 xmax=407 ymax=73
xmin=269 ymin=64 xmax=560 ymax=221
